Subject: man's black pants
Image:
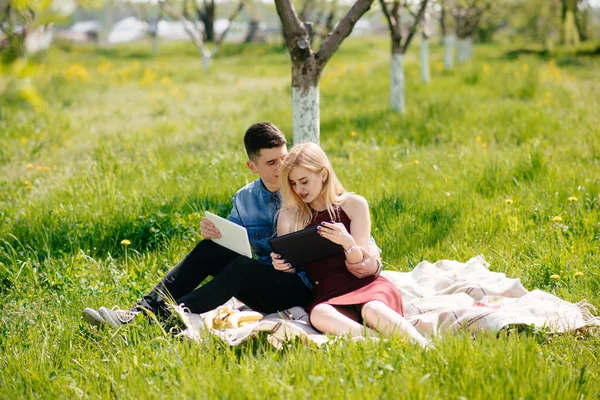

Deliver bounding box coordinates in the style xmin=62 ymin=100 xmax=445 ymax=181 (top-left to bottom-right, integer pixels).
xmin=136 ymin=240 xmax=312 ymax=317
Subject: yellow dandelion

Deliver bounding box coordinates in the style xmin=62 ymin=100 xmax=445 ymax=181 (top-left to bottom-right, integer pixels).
xmin=482 ymin=63 xmax=491 ymax=75
xmin=482 ymin=143 xmax=488 ymax=148
xmin=521 ymin=63 xmax=529 ymax=73
xmin=20 ymin=137 xmax=28 ymax=144
xmin=550 ymin=274 xmax=560 ymax=280
xmin=350 ymin=131 xmax=357 ymax=137
xmin=139 ymin=68 xmax=157 ymax=86
xmin=551 ymin=216 xmax=563 ymax=222
xmin=475 ymin=136 xmax=482 ymax=142
xmin=35 ymin=165 xmax=43 ymax=171
xmin=98 ymin=61 xmax=112 ymax=74
xmin=121 ymin=239 xmax=131 ymax=246
xmin=26 ymin=163 xmax=33 ymax=169
xmin=159 ymin=76 xmax=172 ymax=86
xmin=413 ymin=160 xmax=420 ymax=165
xmin=574 ymin=271 xmax=583 ymax=277
xmin=65 ymin=63 xmax=90 ymax=82
xmin=568 ymin=196 xmax=578 ymax=202
xmin=435 ymin=62 xmax=444 ymax=72
xmin=24 ymin=180 xmax=31 ymax=186
xmin=513 ymin=70 xmax=521 ymax=78
xmin=505 ymin=198 xmax=513 ymax=204
xmin=543 ymin=91 xmax=553 ymax=105
xmin=145 ymin=129 xmax=151 ymax=134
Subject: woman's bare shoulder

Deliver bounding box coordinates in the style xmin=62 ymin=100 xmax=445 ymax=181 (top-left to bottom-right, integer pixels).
xmin=340 ymin=193 xmax=369 ymax=216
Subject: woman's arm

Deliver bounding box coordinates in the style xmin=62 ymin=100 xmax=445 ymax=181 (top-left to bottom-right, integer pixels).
xmin=271 ymin=208 xmax=296 ymax=273
xmin=319 ymin=194 xmax=370 ymax=264
xmin=342 ymin=194 xmax=371 ymax=264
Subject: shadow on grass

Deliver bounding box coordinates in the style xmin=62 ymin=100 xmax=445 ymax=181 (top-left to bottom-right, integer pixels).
xmin=504 ymin=45 xmax=600 ymax=63
xmin=0 ymin=193 xmax=233 ymax=267
xmin=322 ymin=100 xmax=464 ymax=147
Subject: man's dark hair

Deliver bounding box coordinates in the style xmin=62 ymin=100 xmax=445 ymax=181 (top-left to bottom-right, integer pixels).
xmin=244 ymin=122 xmax=287 ymax=162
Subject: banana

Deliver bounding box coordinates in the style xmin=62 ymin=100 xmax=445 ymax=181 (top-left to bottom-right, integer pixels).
xmin=204 ymin=307 xmax=263 ymax=330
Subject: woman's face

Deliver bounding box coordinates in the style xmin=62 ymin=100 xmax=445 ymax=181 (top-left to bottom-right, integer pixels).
xmin=288 ymin=166 xmax=324 ymax=205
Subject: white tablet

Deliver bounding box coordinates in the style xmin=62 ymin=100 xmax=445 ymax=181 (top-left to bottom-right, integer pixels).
xmin=204 ymin=211 xmax=253 ymax=259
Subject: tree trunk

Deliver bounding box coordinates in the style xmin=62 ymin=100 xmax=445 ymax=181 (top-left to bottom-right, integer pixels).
xmin=101 ymin=5 xmax=114 ymax=46
xmin=202 ymin=51 xmax=212 ymax=70
xmin=390 ymin=48 xmax=404 ymax=113
xmin=244 ymin=19 xmax=260 ymax=43
xmin=444 ymin=35 xmax=454 ymax=69
xmin=457 ymin=37 xmax=472 ymax=64
xmin=151 ymin=34 xmax=159 ymax=55
xmin=420 ymin=35 xmax=429 ymax=83
xmin=291 ymin=62 xmax=321 ymax=143
xmin=149 ymin=20 xmax=159 ymax=55
xmin=199 ymin=2 xmax=215 ymax=42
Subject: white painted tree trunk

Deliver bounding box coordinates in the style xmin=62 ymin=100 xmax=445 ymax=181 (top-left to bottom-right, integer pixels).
xmin=292 ymin=85 xmax=320 ymax=144
xmin=390 ymin=53 xmax=405 ymax=114
xmin=202 ymin=51 xmax=212 ymax=71
xmin=420 ymin=37 xmax=430 ymax=84
xmin=444 ymin=35 xmax=454 ymax=69
xmin=457 ymin=37 xmax=473 ymax=64
xmin=152 ymin=35 xmax=159 ymax=55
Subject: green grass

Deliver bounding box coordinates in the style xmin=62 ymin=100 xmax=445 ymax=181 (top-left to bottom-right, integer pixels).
xmin=1 ymin=37 xmax=599 ymax=398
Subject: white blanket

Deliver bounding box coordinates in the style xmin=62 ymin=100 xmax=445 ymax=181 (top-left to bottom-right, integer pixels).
xmin=174 ymin=256 xmax=599 ymax=347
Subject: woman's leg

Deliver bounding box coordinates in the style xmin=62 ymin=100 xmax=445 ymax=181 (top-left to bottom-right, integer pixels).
xmin=310 ymin=304 xmax=378 ymax=338
xmin=361 ymin=300 xmax=430 ymax=348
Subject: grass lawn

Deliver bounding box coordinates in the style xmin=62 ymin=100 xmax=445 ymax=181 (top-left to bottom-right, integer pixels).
xmin=1 ymin=36 xmax=599 ymax=399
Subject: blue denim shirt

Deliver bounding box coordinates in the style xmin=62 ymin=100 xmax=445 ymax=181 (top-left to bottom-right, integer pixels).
xmin=228 ymin=178 xmax=279 ymax=265
xmin=227 ymin=178 xmax=381 ymax=289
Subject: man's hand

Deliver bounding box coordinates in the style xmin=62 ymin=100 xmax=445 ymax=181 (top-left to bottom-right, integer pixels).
xmin=200 ymin=218 xmax=222 ymax=239
xmin=270 ymin=252 xmax=296 ymax=273
xmin=345 ymin=248 xmax=380 ymax=278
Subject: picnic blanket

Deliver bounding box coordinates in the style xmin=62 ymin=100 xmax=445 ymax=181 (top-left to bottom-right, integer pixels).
xmin=173 ymin=256 xmax=600 ymax=348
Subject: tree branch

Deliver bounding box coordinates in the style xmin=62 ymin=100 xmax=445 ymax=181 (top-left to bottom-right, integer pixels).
xmin=274 ymin=0 xmax=306 ymax=43
xmin=379 ymin=0 xmax=396 ymax=33
xmin=401 ymin=0 xmax=429 ymax=52
xmin=215 ymin=0 xmax=245 ymax=46
xmin=316 ymin=0 xmax=375 ymax=66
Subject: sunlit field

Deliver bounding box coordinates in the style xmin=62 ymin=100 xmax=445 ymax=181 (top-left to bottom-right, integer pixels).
xmin=1 ymin=36 xmax=599 ymax=398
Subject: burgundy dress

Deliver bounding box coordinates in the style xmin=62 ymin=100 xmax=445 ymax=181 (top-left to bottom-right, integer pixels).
xmin=303 ymin=208 xmax=403 ymax=315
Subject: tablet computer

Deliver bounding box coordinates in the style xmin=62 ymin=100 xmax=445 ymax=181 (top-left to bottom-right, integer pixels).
xmin=269 ymin=225 xmax=345 ymax=267
xmin=205 ymin=211 xmax=253 ymax=259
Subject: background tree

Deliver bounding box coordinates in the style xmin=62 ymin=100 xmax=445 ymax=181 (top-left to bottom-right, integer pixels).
xmin=275 ymin=0 xmax=375 ymax=143
xmin=438 ymin=0 xmax=455 ymax=69
xmin=379 ymin=0 xmax=429 ymax=113
xmin=420 ymin=4 xmax=430 ymax=83
xmin=126 ymin=0 xmax=163 ymax=55
xmin=161 ymin=0 xmax=245 ymax=70
xmin=452 ymin=0 xmax=489 ymax=63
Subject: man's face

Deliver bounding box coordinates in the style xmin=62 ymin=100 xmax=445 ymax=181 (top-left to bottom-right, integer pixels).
xmin=247 ymin=146 xmax=288 ymax=190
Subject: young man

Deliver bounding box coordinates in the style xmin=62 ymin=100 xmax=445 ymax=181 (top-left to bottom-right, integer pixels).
xmin=83 ymin=122 xmax=381 ymax=328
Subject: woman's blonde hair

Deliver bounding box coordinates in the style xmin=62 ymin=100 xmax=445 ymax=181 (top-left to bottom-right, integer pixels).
xmin=279 ymin=142 xmax=347 ymax=232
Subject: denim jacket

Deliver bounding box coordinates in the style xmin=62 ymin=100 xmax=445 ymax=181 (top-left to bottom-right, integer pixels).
xmin=227 ymin=178 xmax=381 ymax=289
xmin=228 ymin=178 xmax=279 ymax=265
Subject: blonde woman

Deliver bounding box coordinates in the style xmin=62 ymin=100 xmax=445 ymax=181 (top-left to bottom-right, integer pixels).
xmin=271 ymin=143 xmax=430 ymax=348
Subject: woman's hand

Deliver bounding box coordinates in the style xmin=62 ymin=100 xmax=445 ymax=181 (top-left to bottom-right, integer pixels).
xmin=271 ymin=252 xmax=296 ymax=273
xmin=318 ymin=221 xmax=355 ymax=250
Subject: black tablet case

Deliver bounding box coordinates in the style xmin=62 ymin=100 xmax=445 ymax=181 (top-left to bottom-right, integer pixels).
xmin=269 ymin=225 xmax=345 ymax=267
